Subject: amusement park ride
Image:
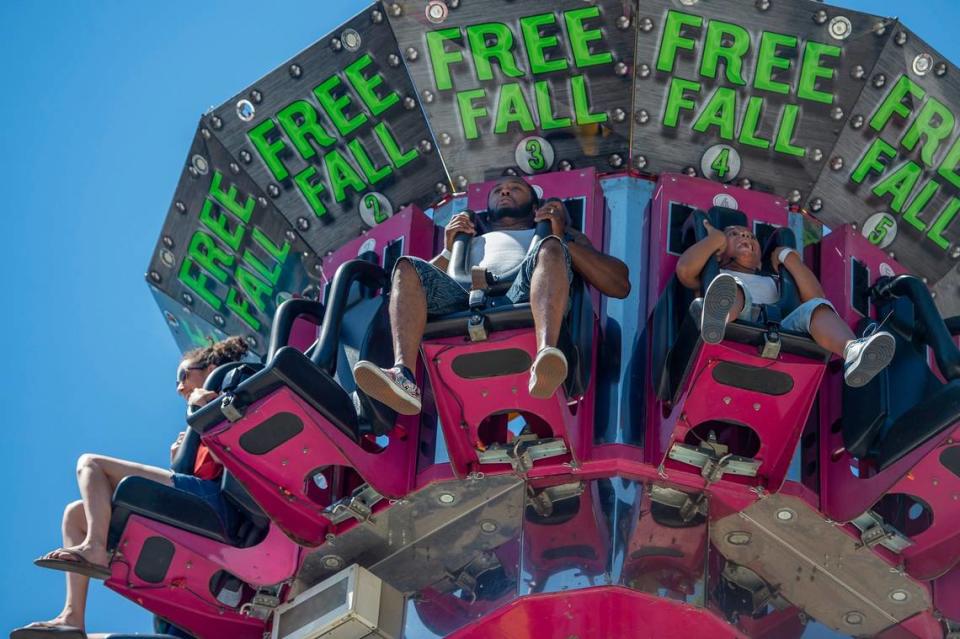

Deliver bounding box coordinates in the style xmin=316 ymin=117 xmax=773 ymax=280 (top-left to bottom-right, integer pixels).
xmin=35 ymin=0 xmax=960 ymax=637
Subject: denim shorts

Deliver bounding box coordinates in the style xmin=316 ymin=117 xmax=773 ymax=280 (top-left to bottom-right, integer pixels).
xmin=171 ymin=473 xmax=232 ymax=527
xmin=398 ymin=236 xmax=573 ymax=317
xmin=726 ymin=274 xmax=836 ymax=335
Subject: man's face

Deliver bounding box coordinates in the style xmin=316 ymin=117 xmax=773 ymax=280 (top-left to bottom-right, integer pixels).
xmin=722 ymin=225 xmax=761 ymax=270
xmin=487 ymin=178 xmax=535 ymax=221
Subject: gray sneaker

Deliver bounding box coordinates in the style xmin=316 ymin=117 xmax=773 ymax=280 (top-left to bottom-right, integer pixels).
xmin=843 ymin=329 xmax=895 ymax=388
xmin=701 ymin=273 xmax=738 ymax=344
xmin=353 ymin=361 xmax=422 ymax=415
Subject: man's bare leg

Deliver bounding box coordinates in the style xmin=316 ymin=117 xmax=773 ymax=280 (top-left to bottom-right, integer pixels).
xmin=530 ymin=238 xmax=570 ymax=351
xmin=390 ymin=259 xmax=428 ymax=372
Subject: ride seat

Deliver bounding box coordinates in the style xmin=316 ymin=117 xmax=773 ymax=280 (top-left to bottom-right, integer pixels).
xmin=649 ymin=206 xmax=829 ymax=488
xmin=188 ymin=260 xmax=418 ymax=546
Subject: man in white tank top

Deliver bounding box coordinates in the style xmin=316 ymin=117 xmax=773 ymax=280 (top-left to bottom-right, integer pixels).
xmin=353 ymin=177 xmax=631 ymax=415
xmin=676 ymin=219 xmax=895 ymax=388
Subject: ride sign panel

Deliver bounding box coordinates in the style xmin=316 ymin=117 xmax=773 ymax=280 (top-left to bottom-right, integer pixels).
xmin=631 ymin=0 xmax=888 ymax=202
xmin=809 ymin=25 xmax=960 ymax=314
xmin=146 ymin=126 xmax=319 ymax=356
xmin=387 ymin=0 xmax=635 ymax=184
xmin=206 ymin=3 xmax=450 ymax=259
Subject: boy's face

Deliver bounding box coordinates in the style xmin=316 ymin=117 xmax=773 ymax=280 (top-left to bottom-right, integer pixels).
xmin=722 ymin=225 xmax=761 ymax=270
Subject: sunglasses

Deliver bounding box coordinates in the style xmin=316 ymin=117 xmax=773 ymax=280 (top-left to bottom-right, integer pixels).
xmin=176 ymin=363 xmax=207 ymax=385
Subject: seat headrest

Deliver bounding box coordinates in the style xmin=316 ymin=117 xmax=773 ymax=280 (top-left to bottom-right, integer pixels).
xmin=706 ymin=206 xmax=749 ymax=230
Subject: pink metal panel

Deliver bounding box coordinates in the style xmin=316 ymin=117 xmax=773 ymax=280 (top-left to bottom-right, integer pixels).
xmin=203 ymin=389 xmax=419 ymax=545
xmin=105 ymin=515 xmax=300 ymax=639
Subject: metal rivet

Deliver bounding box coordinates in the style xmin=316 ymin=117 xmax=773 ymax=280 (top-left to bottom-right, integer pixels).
xmin=341 ymin=29 xmax=362 ymax=52
xmin=438 ymin=492 xmax=456 ymax=504
xmin=753 ymin=402 xmax=761 ymax=411
xmin=683 ymin=166 xmax=697 ymax=177
xmin=559 ymin=160 xmax=573 ymax=171
xmin=813 ymin=9 xmax=828 ymax=25
xmin=200 ymin=127 xmax=211 ymax=139
xmin=890 ymin=589 xmax=909 ymax=603
xmin=634 ymin=155 xmax=648 ymax=170
xmin=811 ymin=148 xmax=824 ymax=162
xmin=418 ymin=139 xmax=433 ymax=154
xmin=213 ymin=314 xmax=225 ymax=327
xmin=830 ymin=156 xmax=845 ymax=171
xmin=638 ymin=63 xmax=651 ymax=79
xmin=738 ymin=178 xmax=752 ymax=190
xmin=267 ymin=183 xmax=281 ymax=198
xmin=612 ymin=108 xmax=626 ymax=122
xmin=389 ymin=2 xmax=403 ymax=17
xmin=297 ymin=217 xmax=310 ymax=231
xmin=288 ymin=64 xmax=302 ymax=78
xmin=727 ymin=531 xmax=751 ymax=545
xmin=330 ymin=38 xmax=342 ymax=52
xmin=454 ymin=175 xmax=468 ymax=190
xmin=249 ymin=89 xmax=262 ymax=104
xmin=402 ymin=96 xmax=417 ymax=110
xmin=435 ymin=182 xmax=449 ymax=195
xmin=844 ymin=612 xmax=864 ymax=626
xmin=257 ymin=196 xmax=268 ymax=208
xmin=776 ymin=508 xmax=795 ymax=521
xmin=723 ymin=396 xmax=732 ymax=405
xmin=609 ymin=153 xmax=624 ymax=168
xmin=810 ymin=198 xmax=823 ymax=212
xmin=322 ymin=555 xmax=344 ymax=570
xmin=913 ymin=54 xmax=934 ymax=76
xmin=755 ymin=0 xmax=770 ymax=10
xmin=387 ymin=53 xmax=400 ymax=68
xmin=614 ymin=62 xmax=629 ymax=77
xmin=438 ymin=132 xmax=452 ymax=145
xmin=229 ymin=162 xmax=240 ymax=174
xmin=788 ymin=189 xmax=802 ymax=204
xmin=639 ymin=17 xmax=654 ymax=32
xmin=831 ymin=107 xmax=844 ymax=121
xmin=284 ymin=230 xmax=296 ymax=242
xmin=421 ymin=89 xmax=435 ymax=104
xmin=635 ymin=109 xmax=650 ymax=125
xmin=894 ymin=31 xmax=908 ymax=46
xmin=210 ymin=116 xmax=223 ymax=130
xmin=174 ymin=200 xmax=187 ymax=214
xmin=851 ymin=115 xmax=865 ymax=130
xmin=851 ymin=65 xmax=865 ymax=80
xmin=182 ymin=292 xmax=194 ymax=305
xmin=935 ymin=62 xmax=948 ymax=77
xmin=239 ymin=149 xmax=252 ymax=164
xmin=616 ymin=16 xmax=631 ymax=30
xmin=873 ymin=73 xmax=887 ymax=88
xmin=405 ymin=47 xmax=419 ymax=62
xmin=480 ymin=520 xmax=497 ymax=533
xmin=245 ymin=335 xmax=257 ymax=348
xmin=370 ymin=9 xmax=384 ymax=23
xmin=162 ymin=235 xmax=174 ymax=249
xmin=148 ymin=270 xmax=161 ymax=283
xmin=828 ymin=16 xmax=852 ymax=40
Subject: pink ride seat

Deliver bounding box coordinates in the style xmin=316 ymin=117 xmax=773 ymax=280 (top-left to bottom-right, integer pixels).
xmin=105 ymin=471 xmax=300 ymax=639
xmin=649 ymin=206 xmax=829 ymax=489
xmin=188 ymin=260 xmax=419 ymax=546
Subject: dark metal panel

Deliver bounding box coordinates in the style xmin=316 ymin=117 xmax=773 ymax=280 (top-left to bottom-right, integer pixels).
xmin=148 ymin=287 xmax=229 ymax=355
xmin=206 ymin=3 xmax=450 ymax=258
xmin=808 ymin=25 xmax=960 ymax=315
xmin=146 ymin=125 xmax=319 ymax=356
xmin=387 ymin=0 xmax=635 ymax=184
xmin=631 ymin=0 xmax=888 ymax=203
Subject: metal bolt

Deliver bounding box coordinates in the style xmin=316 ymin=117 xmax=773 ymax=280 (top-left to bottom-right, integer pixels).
xmin=810 ymin=198 xmax=823 ymax=212
xmin=614 ymin=62 xmax=629 ymax=77
xmin=341 ymin=29 xmax=361 ymax=51
xmin=616 ymin=16 xmax=631 ymax=30
xmin=421 ymin=89 xmax=435 ymax=103
xmin=894 ymin=31 xmax=908 ymax=46
xmin=403 ymin=96 xmax=417 ymax=110
xmin=229 ymin=162 xmax=240 ymax=174
xmin=755 ymin=0 xmax=770 ymax=10
xmin=638 ymin=63 xmax=651 ymax=79
xmin=776 ymin=508 xmax=795 ymax=521
xmin=723 ymin=396 xmax=732 ymax=405
xmin=405 ymin=47 xmax=419 ymax=62
xmin=634 ymin=155 xmax=648 ymax=170
xmin=387 ymin=53 xmax=400 ymax=68
xmin=727 ymin=531 xmax=752 ymax=545
xmin=609 ymin=153 xmax=624 ymax=168
xmin=455 ymin=175 xmax=468 ymax=189
xmin=851 ymin=65 xmax=865 ymax=80
xmin=250 ymin=89 xmax=262 ymax=104
xmin=297 ymin=217 xmax=309 ymax=231
xmin=389 ymin=2 xmax=402 ymax=17
xmin=162 ymin=235 xmax=174 ymax=249
xmin=813 ymin=9 xmax=828 ymax=25
xmin=148 ymin=270 xmax=161 ymax=283
xmin=200 ymin=127 xmax=211 ymax=139
xmin=289 ymin=63 xmax=302 ymax=78
xmin=829 ymin=16 xmax=852 ymax=40
xmin=753 ymin=402 xmax=761 ymax=411
xmin=831 ymin=107 xmax=844 ymax=121
xmin=559 ymin=160 xmax=573 ymax=171
xmin=174 ymin=200 xmax=187 ymax=214
xmin=844 ymin=612 xmax=864 ymax=626
xmin=683 ymin=166 xmax=697 ymax=177
xmin=788 ymin=189 xmax=802 ymax=203
xmin=935 ymin=62 xmax=948 ymax=77
xmin=830 ymin=156 xmax=845 ymax=171
xmin=210 ymin=115 xmax=223 ymax=130
xmin=738 ymin=178 xmax=752 ymax=190
xmin=284 ymin=230 xmax=296 ymax=242
xmin=890 ymin=589 xmax=909 ymax=602
xmin=330 ymin=38 xmax=342 ymax=52
xmin=851 ymin=115 xmax=865 ymax=130
xmin=438 ymin=492 xmax=456 ymax=505
xmin=635 ymin=109 xmax=650 ymax=124
xmin=370 ymin=9 xmax=384 ymax=23
xmin=480 ymin=520 xmax=498 ymax=533
xmin=435 ymin=182 xmax=449 ymax=195
xmin=873 ymin=73 xmax=887 ymax=88
xmin=182 ymin=292 xmax=194 ymax=305
xmin=267 ymin=183 xmax=281 ymax=198
xmin=439 ymin=132 xmax=452 ymax=145
xmin=426 ymin=1 xmax=447 ymax=23
xmin=811 ymin=148 xmax=824 ymax=162
xmin=257 ymin=196 xmax=268 ymax=208
xmin=639 ymin=17 xmax=654 ymax=32
xmin=322 ymin=555 xmax=344 ymax=570
xmin=213 ymin=314 xmax=225 ymax=327
xmin=418 ymin=139 xmax=433 ymax=153
xmin=612 ymin=108 xmax=626 ymax=123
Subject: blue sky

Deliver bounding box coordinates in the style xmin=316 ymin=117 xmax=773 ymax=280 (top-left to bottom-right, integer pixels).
xmin=0 ymin=0 xmax=954 ymax=636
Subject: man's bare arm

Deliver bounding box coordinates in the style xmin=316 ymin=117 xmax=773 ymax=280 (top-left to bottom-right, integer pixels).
xmin=566 ymin=230 xmax=631 ymax=299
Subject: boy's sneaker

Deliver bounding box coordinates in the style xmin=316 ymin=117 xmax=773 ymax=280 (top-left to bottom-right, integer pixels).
xmin=352 ymin=361 xmax=422 ymax=415
xmin=701 ymin=273 xmax=738 ymax=344
xmin=843 ymin=330 xmax=895 ymax=388
xmin=528 ymin=347 xmax=568 ymax=399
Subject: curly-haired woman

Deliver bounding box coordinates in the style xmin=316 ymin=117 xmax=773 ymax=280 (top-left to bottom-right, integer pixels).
xmin=14 ymin=337 xmax=250 ymax=638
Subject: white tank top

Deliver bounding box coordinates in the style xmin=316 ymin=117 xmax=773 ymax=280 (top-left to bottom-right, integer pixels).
xmin=721 ymin=269 xmax=780 ymax=305
xmin=469 ymin=229 xmax=536 ymax=278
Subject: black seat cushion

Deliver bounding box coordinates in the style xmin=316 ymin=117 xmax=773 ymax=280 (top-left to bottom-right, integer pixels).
xmin=108 ymin=476 xmax=238 ymax=550
xmin=188 ymin=347 xmax=359 ymax=443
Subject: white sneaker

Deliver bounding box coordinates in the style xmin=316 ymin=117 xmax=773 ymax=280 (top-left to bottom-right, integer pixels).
xmin=528 ymin=347 xmax=568 ymax=399
xmin=843 ymin=330 xmax=895 ymax=388
xmin=701 ymin=273 xmax=738 ymax=344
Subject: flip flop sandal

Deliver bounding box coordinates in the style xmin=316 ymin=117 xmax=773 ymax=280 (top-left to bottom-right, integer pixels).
xmin=33 ymin=548 xmax=111 ymax=580
xmin=10 ymin=622 xmax=87 ymax=638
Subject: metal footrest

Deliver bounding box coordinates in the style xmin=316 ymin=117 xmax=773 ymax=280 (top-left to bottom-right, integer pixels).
xmin=851 ymin=511 xmax=914 ymax=554
xmin=668 ymin=442 xmax=760 ymax=481
xmin=476 ymin=435 xmax=568 ymax=473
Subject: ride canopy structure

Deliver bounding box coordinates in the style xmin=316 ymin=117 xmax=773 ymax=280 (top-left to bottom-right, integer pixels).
xmin=80 ymin=0 xmax=960 ymax=638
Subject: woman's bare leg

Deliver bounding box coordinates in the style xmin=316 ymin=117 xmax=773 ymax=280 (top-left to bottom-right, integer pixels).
xmin=46 ymin=455 xmax=174 ymax=569
xmin=31 ymin=501 xmax=89 ymax=629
